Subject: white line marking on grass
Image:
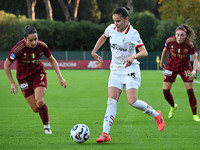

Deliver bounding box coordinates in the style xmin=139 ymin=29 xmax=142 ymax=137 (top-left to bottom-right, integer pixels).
xmin=194 ymin=80 xmax=200 ymax=84
xmin=157 ymin=70 xmax=200 ymax=84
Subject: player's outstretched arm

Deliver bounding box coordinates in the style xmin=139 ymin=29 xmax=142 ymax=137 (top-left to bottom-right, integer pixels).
xmin=160 ymin=47 xmax=168 ymax=69
xmin=47 ymin=55 xmax=67 ymax=88
xmin=91 ymin=34 xmax=107 ymax=63
xmin=190 ymin=53 xmax=198 ymax=80
xmin=4 ymin=59 xmax=18 ymax=94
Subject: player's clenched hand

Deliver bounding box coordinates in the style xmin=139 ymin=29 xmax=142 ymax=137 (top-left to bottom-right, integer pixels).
xmin=91 ymin=52 xmax=103 ymax=63
xmin=11 ymin=82 xmax=18 ymax=94
xmin=59 ymin=77 xmax=67 ymax=88
xmin=160 ymin=63 xmax=166 ymax=69
xmin=123 ymin=55 xmax=135 ymax=68
xmin=189 ymin=71 xmax=195 ymax=81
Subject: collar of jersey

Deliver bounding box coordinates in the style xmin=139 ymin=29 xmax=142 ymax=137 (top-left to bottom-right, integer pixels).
xmin=114 ymin=23 xmax=131 ymax=34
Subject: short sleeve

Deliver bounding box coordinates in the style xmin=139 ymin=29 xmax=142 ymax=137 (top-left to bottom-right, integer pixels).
xmin=189 ymin=46 xmax=196 ymax=55
xmin=130 ymin=30 xmax=144 ymax=47
xmin=43 ymin=46 xmax=52 ymax=58
xmin=104 ymin=24 xmax=115 ymax=38
xmin=164 ymin=37 xmax=172 ymax=49
xmin=38 ymin=40 xmax=52 ymax=58
xmin=7 ymin=47 xmax=18 ymax=62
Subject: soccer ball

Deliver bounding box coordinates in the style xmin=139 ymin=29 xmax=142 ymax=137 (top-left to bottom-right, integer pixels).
xmin=70 ymin=124 xmax=90 ymax=143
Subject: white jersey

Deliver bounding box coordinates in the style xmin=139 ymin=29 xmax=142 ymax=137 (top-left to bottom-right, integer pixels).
xmin=104 ymin=23 xmax=144 ymax=71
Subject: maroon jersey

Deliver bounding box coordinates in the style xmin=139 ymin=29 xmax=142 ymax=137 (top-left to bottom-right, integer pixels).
xmin=164 ymin=36 xmax=196 ymax=71
xmin=7 ymin=39 xmax=51 ymax=79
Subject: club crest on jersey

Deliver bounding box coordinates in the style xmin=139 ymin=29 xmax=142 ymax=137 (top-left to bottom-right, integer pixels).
xmin=31 ymin=53 xmax=36 ymax=59
xmin=137 ymin=40 xmax=141 ymax=43
xmin=122 ymin=37 xmax=125 ymax=43
xmin=23 ymin=53 xmax=27 ymax=58
xmin=10 ymin=53 xmax=16 ymax=60
xmin=170 ymin=45 xmax=174 ymax=51
xmin=184 ymin=49 xmax=188 ymax=53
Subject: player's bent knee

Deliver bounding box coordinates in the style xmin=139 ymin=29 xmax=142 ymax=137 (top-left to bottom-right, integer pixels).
xmin=36 ymin=99 xmax=45 ymax=108
xmin=163 ymin=89 xmax=170 ymax=95
xmin=32 ymin=108 xmax=39 ymax=113
xmin=128 ymin=98 xmax=137 ymax=105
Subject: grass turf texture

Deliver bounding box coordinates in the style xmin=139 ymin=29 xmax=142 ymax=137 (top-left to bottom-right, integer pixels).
xmin=0 ymin=70 xmax=200 ymax=150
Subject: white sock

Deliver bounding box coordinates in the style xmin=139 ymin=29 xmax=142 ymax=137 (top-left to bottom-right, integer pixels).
xmin=44 ymin=123 xmax=50 ymax=129
xmin=103 ymin=98 xmax=118 ymax=134
xmin=132 ymin=100 xmax=158 ymax=118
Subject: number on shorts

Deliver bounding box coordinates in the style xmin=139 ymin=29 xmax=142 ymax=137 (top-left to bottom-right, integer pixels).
xmin=184 ymin=70 xmax=191 ymax=77
xmin=40 ymin=74 xmax=44 ymax=80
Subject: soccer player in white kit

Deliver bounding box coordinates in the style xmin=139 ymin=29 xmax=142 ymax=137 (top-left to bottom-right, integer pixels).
xmin=91 ymin=7 xmax=165 ymax=143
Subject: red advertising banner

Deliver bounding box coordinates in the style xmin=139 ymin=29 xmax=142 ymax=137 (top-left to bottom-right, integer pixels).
xmin=0 ymin=60 xmax=111 ymax=69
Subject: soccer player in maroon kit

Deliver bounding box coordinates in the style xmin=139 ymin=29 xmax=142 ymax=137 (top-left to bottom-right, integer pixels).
xmin=160 ymin=24 xmax=199 ymax=121
xmin=4 ymin=25 xmax=67 ymax=134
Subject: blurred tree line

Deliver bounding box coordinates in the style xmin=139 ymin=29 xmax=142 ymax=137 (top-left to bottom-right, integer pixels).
xmin=0 ymin=0 xmax=199 ymax=52
xmin=0 ymin=0 xmax=159 ymax=22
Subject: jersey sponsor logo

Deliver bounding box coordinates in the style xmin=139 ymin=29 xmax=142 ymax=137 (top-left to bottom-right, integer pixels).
xmin=10 ymin=53 xmax=16 ymax=60
xmin=87 ymin=61 xmax=102 ymax=68
xmin=164 ymin=70 xmax=173 ymax=76
xmin=20 ymin=82 xmax=29 ymax=90
xmin=111 ymin=44 xmax=126 ymax=51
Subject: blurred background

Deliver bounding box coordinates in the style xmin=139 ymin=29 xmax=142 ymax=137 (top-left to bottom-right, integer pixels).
xmin=0 ymin=0 xmax=200 ymax=70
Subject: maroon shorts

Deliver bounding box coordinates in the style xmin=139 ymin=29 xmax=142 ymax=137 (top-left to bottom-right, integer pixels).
xmin=17 ymin=71 xmax=47 ymax=98
xmin=163 ymin=69 xmax=193 ymax=83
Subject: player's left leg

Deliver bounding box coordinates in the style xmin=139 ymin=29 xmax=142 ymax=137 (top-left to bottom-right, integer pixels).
xmin=34 ymin=87 xmax=52 ymax=133
xmin=184 ymin=82 xmax=200 ymax=122
xmin=126 ymin=88 xmax=165 ymax=131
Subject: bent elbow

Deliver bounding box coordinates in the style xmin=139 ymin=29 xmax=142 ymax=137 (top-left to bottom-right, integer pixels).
xmin=144 ymin=51 xmax=148 ymax=57
xmin=4 ymin=59 xmax=9 ymax=70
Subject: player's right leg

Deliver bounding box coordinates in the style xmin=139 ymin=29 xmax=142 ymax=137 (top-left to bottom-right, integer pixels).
xmin=34 ymin=87 xmax=52 ymax=134
xmin=25 ymin=93 xmax=52 ymax=134
xmin=168 ymin=103 xmax=178 ymax=119
xmin=162 ymin=81 xmax=178 ymax=119
xmin=96 ymin=85 xmax=122 ymax=143
xmin=96 ymin=97 xmax=117 ymax=143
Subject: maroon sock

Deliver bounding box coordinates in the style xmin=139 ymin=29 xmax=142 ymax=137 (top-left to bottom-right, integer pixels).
xmin=38 ymin=104 xmax=49 ymax=125
xmin=187 ymin=89 xmax=197 ymax=115
xmin=163 ymin=89 xmax=174 ymax=107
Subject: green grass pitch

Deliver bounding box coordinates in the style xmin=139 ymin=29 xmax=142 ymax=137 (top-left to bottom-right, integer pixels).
xmin=0 ymin=69 xmax=200 ymax=150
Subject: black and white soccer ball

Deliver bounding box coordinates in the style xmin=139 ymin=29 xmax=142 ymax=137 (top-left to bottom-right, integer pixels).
xmin=70 ymin=124 xmax=90 ymax=143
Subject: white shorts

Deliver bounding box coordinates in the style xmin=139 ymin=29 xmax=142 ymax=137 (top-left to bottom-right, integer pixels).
xmin=108 ymin=64 xmax=141 ymax=91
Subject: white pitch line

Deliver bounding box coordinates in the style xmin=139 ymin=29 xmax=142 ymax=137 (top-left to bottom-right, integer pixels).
xmin=194 ymin=80 xmax=200 ymax=84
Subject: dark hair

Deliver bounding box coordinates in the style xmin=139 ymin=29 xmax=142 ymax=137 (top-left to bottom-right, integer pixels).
xmin=113 ymin=6 xmax=130 ymax=18
xmin=176 ymin=24 xmax=196 ymax=40
xmin=24 ymin=25 xmax=37 ymax=38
